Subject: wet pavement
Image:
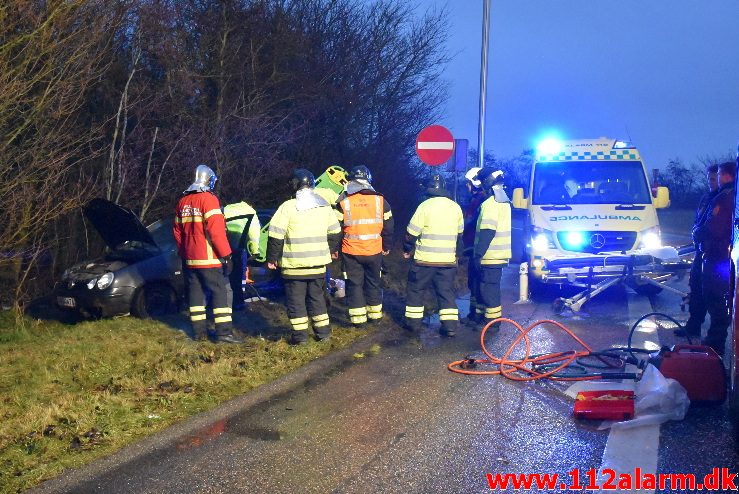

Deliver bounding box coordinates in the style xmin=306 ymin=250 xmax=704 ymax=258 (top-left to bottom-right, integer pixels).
xmin=33 ymin=258 xmax=739 ymax=493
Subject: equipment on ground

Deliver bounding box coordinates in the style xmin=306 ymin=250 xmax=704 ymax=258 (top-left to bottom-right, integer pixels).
xmin=649 ymin=344 xmax=727 ymax=403
xmin=574 ymin=390 xmax=635 ymax=421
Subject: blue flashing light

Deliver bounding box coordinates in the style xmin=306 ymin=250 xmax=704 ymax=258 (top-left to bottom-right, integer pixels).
xmin=614 ymin=140 xmax=635 ymax=149
xmin=536 ymin=138 xmax=563 ymax=156
xmin=562 ymin=231 xmax=585 ymax=249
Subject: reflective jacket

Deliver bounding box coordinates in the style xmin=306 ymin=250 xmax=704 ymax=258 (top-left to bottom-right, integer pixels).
xmin=406 ymin=196 xmax=464 ymax=266
xmin=224 ymin=201 xmax=261 ymax=255
xmin=266 ymin=194 xmax=342 ymax=279
xmin=173 ymin=191 xmax=231 ymax=269
xmin=339 ymin=190 xmax=394 ymax=256
xmin=475 ymin=196 xmax=512 ymax=265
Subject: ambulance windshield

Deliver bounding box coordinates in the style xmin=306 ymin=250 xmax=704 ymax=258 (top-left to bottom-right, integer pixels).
xmin=532 ymin=161 xmax=651 ymax=205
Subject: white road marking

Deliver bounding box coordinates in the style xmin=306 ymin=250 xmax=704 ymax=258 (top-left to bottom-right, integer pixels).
xmin=597 ymin=292 xmax=660 ymax=493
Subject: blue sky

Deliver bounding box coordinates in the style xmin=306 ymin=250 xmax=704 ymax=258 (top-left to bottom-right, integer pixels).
xmin=414 ymin=0 xmax=739 ymax=169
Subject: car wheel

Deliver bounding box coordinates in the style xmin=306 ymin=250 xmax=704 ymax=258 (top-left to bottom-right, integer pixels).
xmin=132 ymin=283 xmax=176 ymax=318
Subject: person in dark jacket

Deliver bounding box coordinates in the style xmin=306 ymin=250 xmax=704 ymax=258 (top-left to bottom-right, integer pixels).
xmin=678 ymin=164 xmax=719 ymax=338
xmin=692 ymin=161 xmax=736 ymax=356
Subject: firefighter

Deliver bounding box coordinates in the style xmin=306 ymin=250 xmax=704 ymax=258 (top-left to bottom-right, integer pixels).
xmin=676 ymin=164 xmax=719 ymax=339
xmin=462 ymin=167 xmax=485 ymax=324
xmin=173 ymin=164 xmax=242 ymax=343
xmin=472 ymin=168 xmax=512 ymax=330
xmin=403 ymin=174 xmax=464 ymax=337
xmin=692 ymin=160 xmax=736 ymax=356
xmin=223 ymin=200 xmax=261 ymax=310
xmin=267 ymin=169 xmax=342 ymax=345
xmin=336 ymin=166 xmax=394 ymax=326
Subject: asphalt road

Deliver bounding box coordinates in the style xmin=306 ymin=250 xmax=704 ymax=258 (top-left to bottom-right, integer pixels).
xmin=33 ymin=259 xmax=739 ymax=494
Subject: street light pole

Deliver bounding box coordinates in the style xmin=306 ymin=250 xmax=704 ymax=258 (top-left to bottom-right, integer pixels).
xmin=477 ymin=0 xmax=491 ymax=169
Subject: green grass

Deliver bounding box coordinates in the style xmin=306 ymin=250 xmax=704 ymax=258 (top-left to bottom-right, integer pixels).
xmin=0 ymin=300 xmax=372 ymax=492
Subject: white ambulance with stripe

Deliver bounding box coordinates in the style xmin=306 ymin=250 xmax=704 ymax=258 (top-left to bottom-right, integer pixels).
xmin=511 ymin=137 xmax=670 ymax=292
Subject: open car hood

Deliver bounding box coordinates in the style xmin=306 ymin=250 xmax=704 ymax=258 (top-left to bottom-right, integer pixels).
xmin=84 ymin=198 xmax=157 ymax=249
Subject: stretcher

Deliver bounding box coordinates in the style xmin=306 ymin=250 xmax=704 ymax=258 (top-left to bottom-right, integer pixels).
xmin=547 ymin=245 xmax=694 ymax=314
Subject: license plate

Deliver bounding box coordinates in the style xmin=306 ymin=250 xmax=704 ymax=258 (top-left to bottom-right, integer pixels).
xmin=57 ymin=296 xmax=76 ymax=308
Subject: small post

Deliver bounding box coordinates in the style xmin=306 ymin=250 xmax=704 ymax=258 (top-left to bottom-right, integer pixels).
xmin=515 ymin=262 xmax=531 ymax=304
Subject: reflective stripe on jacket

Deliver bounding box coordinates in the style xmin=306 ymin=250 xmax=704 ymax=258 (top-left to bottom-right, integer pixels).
xmin=268 ymin=198 xmax=341 ymax=276
xmin=341 ymin=194 xmax=383 ymax=256
xmin=407 ymin=197 xmax=463 ymax=265
xmin=173 ymin=191 xmax=231 ymax=268
xmin=224 ymin=201 xmax=261 ymax=255
xmin=476 ymin=196 xmax=512 ymax=265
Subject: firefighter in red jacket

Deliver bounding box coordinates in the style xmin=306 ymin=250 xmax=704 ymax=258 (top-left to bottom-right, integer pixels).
xmin=336 ymin=166 xmax=394 ymax=325
xmin=173 ymin=165 xmax=242 ymax=343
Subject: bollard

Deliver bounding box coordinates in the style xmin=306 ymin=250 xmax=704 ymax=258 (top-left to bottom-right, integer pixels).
xmin=514 ymin=262 xmax=531 ymax=304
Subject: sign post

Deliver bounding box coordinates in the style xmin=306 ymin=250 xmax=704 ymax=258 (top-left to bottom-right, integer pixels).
xmin=415 ymin=125 xmax=455 ymax=166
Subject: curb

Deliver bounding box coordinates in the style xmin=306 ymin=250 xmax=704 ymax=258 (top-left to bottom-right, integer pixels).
xmin=30 ymin=324 xmax=399 ymax=494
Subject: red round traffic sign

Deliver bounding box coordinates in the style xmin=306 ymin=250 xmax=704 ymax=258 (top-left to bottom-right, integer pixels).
xmin=415 ymin=125 xmax=454 ymax=166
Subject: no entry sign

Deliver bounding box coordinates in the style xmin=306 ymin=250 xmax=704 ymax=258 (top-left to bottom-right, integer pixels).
xmin=415 ymin=125 xmax=454 ymax=166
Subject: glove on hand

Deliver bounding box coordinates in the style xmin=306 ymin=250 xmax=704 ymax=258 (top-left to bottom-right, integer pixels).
xmin=222 ymin=255 xmax=233 ymax=276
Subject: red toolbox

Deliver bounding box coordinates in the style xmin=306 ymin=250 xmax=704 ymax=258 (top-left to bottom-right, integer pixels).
xmin=574 ymin=390 xmax=635 ymax=421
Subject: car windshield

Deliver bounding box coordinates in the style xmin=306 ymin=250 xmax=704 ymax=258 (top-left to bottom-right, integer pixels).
xmin=147 ymin=218 xmax=175 ymax=248
xmin=532 ymin=161 xmax=652 ymax=205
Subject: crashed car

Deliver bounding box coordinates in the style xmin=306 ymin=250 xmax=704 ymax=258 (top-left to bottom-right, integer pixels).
xmin=54 ymin=198 xmax=278 ymax=319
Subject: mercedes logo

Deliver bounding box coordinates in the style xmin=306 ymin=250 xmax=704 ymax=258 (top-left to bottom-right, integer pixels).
xmin=590 ymin=233 xmax=606 ymax=249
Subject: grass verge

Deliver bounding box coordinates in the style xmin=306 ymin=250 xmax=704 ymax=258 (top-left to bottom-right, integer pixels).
xmin=0 ymin=297 xmax=371 ymax=492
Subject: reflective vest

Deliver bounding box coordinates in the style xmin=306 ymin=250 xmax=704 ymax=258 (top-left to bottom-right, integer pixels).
xmin=268 ymin=198 xmax=341 ymax=276
xmin=224 ymin=202 xmax=261 ymax=255
xmin=476 ymin=196 xmax=512 ymax=265
xmin=407 ymin=197 xmax=463 ymax=265
xmin=173 ymin=191 xmax=231 ymax=268
xmin=341 ymin=194 xmax=383 ymax=256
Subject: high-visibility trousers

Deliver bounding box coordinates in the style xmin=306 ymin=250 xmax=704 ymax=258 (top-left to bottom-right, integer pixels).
xmin=185 ymin=266 xmax=232 ymax=338
xmin=478 ymin=265 xmax=503 ymax=322
xmin=404 ymin=264 xmax=458 ymax=331
xmin=342 ymin=252 xmax=383 ymax=324
xmin=285 ymin=277 xmax=331 ymax=342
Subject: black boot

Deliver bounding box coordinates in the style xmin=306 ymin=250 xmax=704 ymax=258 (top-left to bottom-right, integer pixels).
xmin=289 ymin=330 xmax=309 ymax=345
xmin=314 ymin=326 xmax=332 ymax=341
xmin=215 ymin=332 xmax=244 ymax=344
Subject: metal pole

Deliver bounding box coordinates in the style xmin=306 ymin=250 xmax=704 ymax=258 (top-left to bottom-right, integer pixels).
xmin=477 ymin=0 xmax=491 ymax=169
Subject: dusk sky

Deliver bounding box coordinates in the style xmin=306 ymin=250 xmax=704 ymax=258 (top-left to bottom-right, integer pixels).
xmin=415 ymin=0 xmax=739 ymax=169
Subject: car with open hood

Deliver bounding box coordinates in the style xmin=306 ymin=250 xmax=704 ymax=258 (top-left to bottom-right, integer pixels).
xmin=54 ymin=199 xmax=279 ymax=319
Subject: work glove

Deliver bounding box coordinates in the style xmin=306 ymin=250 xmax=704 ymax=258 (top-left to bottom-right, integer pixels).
xmin=222 ymin=255 xmax=233 ymax=276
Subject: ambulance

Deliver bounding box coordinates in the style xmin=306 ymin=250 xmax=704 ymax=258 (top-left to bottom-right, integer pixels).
xmin=512 ymin=137 xmax=671 ymax=294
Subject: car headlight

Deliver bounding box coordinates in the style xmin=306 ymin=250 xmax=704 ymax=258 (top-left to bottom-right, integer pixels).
xmin=640 ymin=228 xmax=662 ymax=249
xmin=97 ymin=272 xmax=114 ymax=290
xmin=531 ymin=227 xmax=555 ymax=251
xmin=62 ymin=269 xmax=71 ymax=281
xmin=87 ymin=278 xmax=97 ymax=289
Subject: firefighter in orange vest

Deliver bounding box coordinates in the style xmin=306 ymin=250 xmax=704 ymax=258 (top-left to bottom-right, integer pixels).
xmin=336 ymin=166 xmax=394 ymax=326
xmin=173 ymin=164 xmax=242 ymax=343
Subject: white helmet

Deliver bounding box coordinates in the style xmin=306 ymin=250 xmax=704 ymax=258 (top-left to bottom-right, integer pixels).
xmin=185 ymin=164 xmax=217 ymax=193
xmin=465 ymin=167 xmax=483 ymax=188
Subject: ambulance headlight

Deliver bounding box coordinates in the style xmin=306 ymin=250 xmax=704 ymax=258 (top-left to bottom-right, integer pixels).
xmin=531 ymin=228 xmax=555 ymax=250
xmin=640 ymin=229 xmax=662 ymax=249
